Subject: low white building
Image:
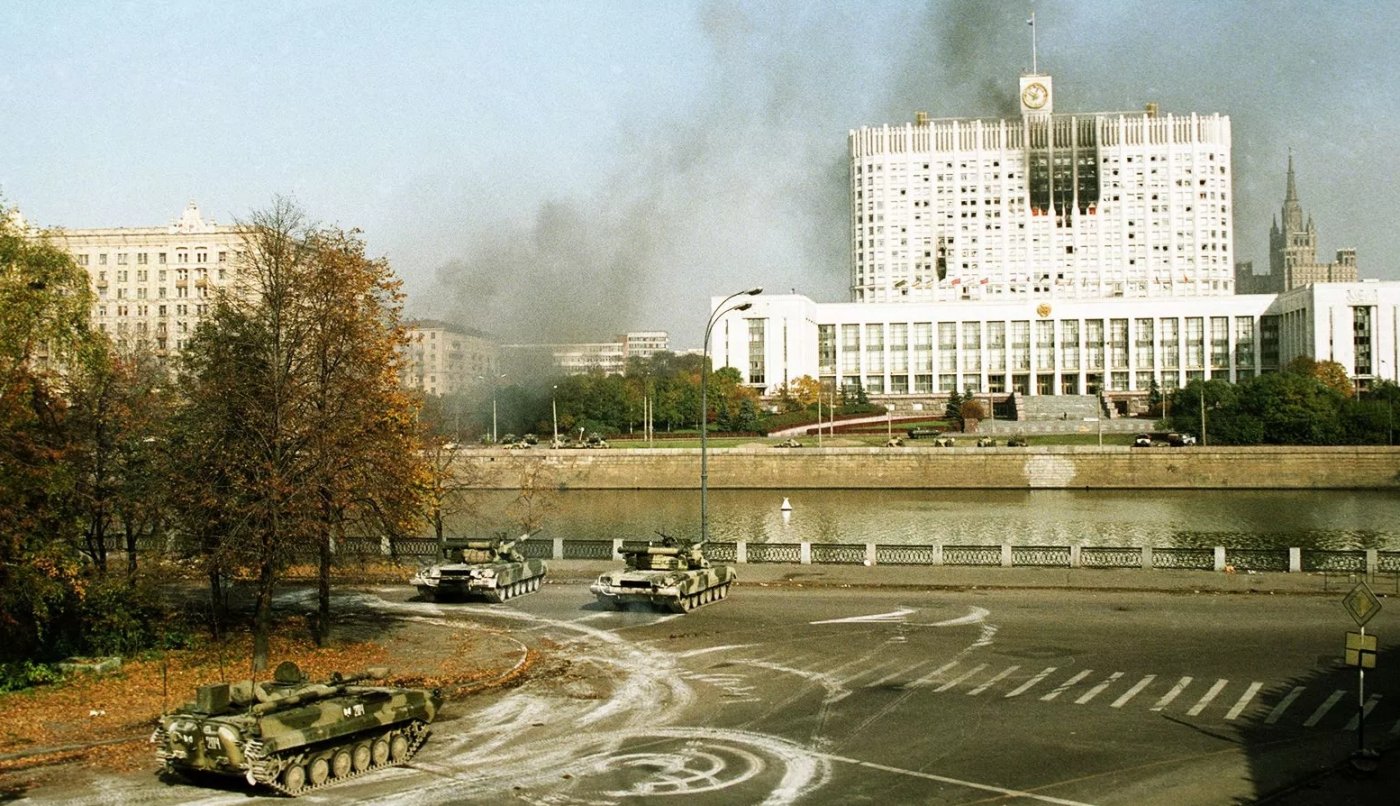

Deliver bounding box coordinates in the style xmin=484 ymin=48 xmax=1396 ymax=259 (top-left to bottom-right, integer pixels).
xmin=710 ymin=282 xmax=1400 ymax=405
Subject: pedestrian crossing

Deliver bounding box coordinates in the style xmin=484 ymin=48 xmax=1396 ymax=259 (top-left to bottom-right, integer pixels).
xmin=729 ymin=652 xmax=1390 ymax=733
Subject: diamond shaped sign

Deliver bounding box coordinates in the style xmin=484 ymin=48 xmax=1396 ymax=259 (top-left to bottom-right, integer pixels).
xmin=1342 ymin=582 xmax=1382 ymax=628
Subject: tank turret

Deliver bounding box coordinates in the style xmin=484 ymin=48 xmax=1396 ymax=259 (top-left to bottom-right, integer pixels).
xmin=152 ymin=661 xmax=442 ymax=796
xmin=590 ymin=533 xmax=735 ymax=613
xmin=411 ymin=530 xmax=547 ymax=602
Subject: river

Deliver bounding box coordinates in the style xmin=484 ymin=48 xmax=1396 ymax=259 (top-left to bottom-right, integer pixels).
xmin=453 ymin=489 xmax=1400 ymax=551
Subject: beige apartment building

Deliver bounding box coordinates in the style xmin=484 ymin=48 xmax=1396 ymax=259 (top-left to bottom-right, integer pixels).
xmin=401 ymin=320 xmax=500 ymax=396
xmin=48 ymin=202 xmax=243 ymax=361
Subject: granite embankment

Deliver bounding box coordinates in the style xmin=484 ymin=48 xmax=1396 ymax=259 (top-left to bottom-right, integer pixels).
xmin=460 ymin=445 xmax=1400 ymax=490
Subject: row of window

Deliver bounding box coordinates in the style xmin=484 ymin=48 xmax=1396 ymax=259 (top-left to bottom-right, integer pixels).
xmin=76 ymin=250 xmax=232 ymax=266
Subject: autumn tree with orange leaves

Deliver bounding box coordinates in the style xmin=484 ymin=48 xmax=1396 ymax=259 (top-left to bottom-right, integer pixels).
xmin=172 ymin=199 xmax=425 ymax=670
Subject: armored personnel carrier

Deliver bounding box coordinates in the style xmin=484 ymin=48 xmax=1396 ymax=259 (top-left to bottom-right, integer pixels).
xmin=590 ymin=533 xmax=735 ymax=613
xmin=411 ymin=531 xmax=546 ymax=602
xmin=152 ymin=661 xmax=442 ymax=796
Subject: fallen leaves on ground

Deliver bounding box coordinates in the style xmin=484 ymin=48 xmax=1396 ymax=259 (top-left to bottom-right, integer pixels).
xmin=0 ymin=621 xmax=509 ymax=778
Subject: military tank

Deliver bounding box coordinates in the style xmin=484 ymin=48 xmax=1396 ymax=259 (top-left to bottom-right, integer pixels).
xmin=152 ymin=661 xmax=442 ymax=796
xmin=410 ymin=531 xmax=547 ymax=602
xmin=590 ymin=533 xmax=735 ymax=613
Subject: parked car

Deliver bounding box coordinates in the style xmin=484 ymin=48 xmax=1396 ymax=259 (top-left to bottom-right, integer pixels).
xmin=1168 ymin=432 xmax=1196 ymax=447
xmin=1134 ymin=433 xmax=1153 ymax=447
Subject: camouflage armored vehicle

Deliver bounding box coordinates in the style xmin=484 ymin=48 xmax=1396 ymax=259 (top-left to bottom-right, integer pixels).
xmin=410 ymin=531 xmax=546 ymax=602
xmin=153 ymin=661 xmax=442 ymax=796
xmin=590 ymin=533 xmax=735 ymax=613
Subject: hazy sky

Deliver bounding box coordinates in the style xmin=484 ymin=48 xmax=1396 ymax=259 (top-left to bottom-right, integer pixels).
xmin=3 ymin=1 xmax=1397 ymax=347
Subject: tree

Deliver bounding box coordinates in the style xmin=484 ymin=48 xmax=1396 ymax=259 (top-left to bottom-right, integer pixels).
xmin=959 ymin=399 xmax=986 ymax=430
xmin=789 ymin=375 xmax=821 ymax=410
xmin=0 ymin=202 xmax=100 ymax=661
xmin=1283 ymin=356 xmax=1354 ymax=398
xmin=944 ymin=389 xmax=963 ymax=422
xmin=172 ymin=199 xmax=425 ymax=666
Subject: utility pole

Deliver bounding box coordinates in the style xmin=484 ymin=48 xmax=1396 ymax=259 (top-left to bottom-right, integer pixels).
xmin=1200 ymin=384 xmax=1208 ymax=446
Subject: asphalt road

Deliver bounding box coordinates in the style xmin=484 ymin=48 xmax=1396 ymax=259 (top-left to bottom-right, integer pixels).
xmin=34 ymin=579 xmax=1398 ymax=805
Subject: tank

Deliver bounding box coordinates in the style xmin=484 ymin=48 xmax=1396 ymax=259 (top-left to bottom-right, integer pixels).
xmin=410 ymin=531 xmax=547 ymax=602
xmin=589 ymin=533 xmax=736 ymax=613
xmin=152 ymin=661 xmax=442 ymax=796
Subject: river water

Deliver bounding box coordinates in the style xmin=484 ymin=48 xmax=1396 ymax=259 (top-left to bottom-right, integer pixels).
xmin=455 ymin=489 xmax=1400 ymax=551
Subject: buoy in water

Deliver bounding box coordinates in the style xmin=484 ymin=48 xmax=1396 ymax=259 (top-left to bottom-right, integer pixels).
xmin=780 ymin=497 xmax=792 ymax=512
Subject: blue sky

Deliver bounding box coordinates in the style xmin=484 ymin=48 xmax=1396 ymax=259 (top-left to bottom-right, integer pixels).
xmin=3 ymin=1 xmax=1397 ymax=346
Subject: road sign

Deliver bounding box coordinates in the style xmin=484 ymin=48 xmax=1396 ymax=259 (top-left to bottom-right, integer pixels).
xmin=1342 ymin=582 xmax=1382 ymax=628
xmin=1345 ymin=631 xmax=1378 ymax=669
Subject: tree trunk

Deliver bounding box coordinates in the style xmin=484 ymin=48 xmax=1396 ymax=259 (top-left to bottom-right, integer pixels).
xmin=317 ymin=529 xmax=332 ymax=647
xmin=253 ymin=560 xmax=275 ymax=672
xmin=206 ymin=564 xmax=224 ymax=641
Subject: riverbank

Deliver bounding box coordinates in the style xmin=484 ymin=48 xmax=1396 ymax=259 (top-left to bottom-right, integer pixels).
xmin=459 ymin=445 xmax=1400 ymax=490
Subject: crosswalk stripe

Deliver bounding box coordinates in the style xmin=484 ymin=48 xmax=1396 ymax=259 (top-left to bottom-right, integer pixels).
xmin=1345 ymin=695 xmax=1382 ymax=731
xmin=850 ymin=657 xmax=908 ymax=687
xmin=1111 ymin=675 xmax=1156 ymax=709
xmin=1225 ymin=682 xmax=1263 ymax=720
xmin=1390 ymin=715 xmax=1400 ymax=734
xmin=970 ymin=665 xmax=1020 ymax=695
xmin=1041 ymin=670 xmax=1093 ymax=701
xmin=1005 ymin=667 xmax=1057 ymax=699
xmin=1187 ymin=679 xmax=1229 ymax=716
xmin=865 ymin=659 xmax=933 ymax=689
xmin=936 ymin=663 xmax=987 ymax=693
xmin=1304 ymin=690 xmax=1346 ymax=727
xmin=1265 ymin=687 xmax=1306 ymax=724
xmin=1075 ymin=672 xmax=1124 ymax=705
xmin=1152 ymin=677 xmax=1193 ymax=711
xmin=912 ymin=661 xmax=960 ymax=688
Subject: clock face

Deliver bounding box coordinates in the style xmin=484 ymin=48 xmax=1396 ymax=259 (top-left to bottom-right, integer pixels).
xmin=1021 ymin=82 xmax=1048 ymax=110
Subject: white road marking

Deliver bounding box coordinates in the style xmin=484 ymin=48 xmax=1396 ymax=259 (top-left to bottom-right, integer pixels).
xmin=936 ymin=663 xmax=988 ymax=693
xmin=823 ymin=752 xmax=1101 ymax=806
xmin=1151 ymin=677 xmax=1193 ymax=711
xmin=1345 ymin=695 xmax=1382 ymax=731
xmin=866 ymin=657 xmax=941 ymax=689
xmin=1005 ymin=667 xmax=1057 ymax=699
xmin=910 ymin=661 xmax=960 ymax=688
xmin=926 ymin=606 xmax=992 ymax=627
xmin=810 ymin=608 xmax=915 ymax=625
xmin=845 ymin=656 xmax=906 ymax=687
xmin=1265 ymin=686 xmax=1306 ymax=724
xmin=1390 ymin=714 xmax=1400 ymax=734
xmin=1111 ymin=675 xmax=1156 ymax=709
xmin=1303 ymin=690 xmax=1346 ymax=727
xmin=1187 ymin=679 xmax=1228 ymax=717
xmin=1225 ymin=682 xmax=1263 ymax=720
xmin=676 ymin=644 xmax=755 ymax=658
xmin=969 ymin=665 xmax=1020 ymax=695
xmin=1075 ymin=672 xmax=1123 ymax=705
xmin=1041 ymin=670 xmax=1093 ymax=701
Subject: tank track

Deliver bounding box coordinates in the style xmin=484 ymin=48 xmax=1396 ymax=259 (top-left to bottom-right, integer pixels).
xmin=245 ymin=720 xmax=431 ymax=797
xmin=484 ymin=573 xmax=543 ymax=603
xmin=666 ymin=581 xmax=732 ymax=613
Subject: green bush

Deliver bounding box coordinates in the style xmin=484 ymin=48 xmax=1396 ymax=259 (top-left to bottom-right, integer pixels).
xmin=79 ymin=575 xmax=169 ymax=657
xmin=0 ymin=660 xmax=63 ymax=693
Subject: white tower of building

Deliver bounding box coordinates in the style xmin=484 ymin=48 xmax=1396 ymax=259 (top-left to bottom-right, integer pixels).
xmin=849 ymin=73 xmax=1233 ymax=304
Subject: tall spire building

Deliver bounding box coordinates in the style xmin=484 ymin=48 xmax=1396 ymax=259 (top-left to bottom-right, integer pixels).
xmin=1237 ymin=155 xmax=1358 ymax=293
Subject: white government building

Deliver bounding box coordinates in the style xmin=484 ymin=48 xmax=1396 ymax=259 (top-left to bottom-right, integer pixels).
xmin=710 ymin=71 xmax=1398 ymax=410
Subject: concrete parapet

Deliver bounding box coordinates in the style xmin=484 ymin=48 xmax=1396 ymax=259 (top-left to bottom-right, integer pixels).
xmin=459 ymin=446 xmax=1400 ymax=490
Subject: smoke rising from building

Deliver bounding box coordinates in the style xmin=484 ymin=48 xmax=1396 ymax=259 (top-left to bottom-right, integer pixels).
xmin=409 ymin=0 xmax=1400 ymax=346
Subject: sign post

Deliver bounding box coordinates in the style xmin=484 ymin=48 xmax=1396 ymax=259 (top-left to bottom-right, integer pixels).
xmin=1341 ymin=582 xmax=1381 ymax=767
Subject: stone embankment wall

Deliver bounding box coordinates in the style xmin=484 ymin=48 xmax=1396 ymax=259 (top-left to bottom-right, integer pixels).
xmin=459 ymin=446 xmax=1400 ymax=490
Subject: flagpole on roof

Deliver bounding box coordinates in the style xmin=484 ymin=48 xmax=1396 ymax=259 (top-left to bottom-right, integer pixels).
xmin=1028 ymin=11 xmax=1037 ymax=74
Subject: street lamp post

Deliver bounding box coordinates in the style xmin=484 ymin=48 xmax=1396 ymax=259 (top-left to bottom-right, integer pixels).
xmin=701 ymin=287 xmax=762 ymax=543
xmin=477 ymin=373 xmax=507 ymax=444
xmin=552 ymin=385 xmax=559 ymax=445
